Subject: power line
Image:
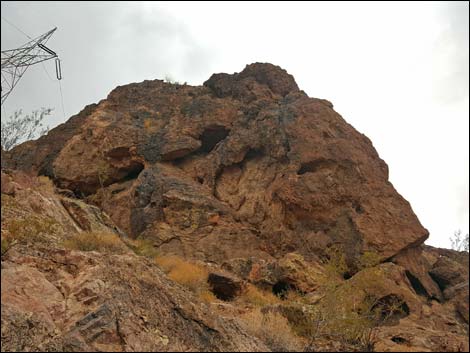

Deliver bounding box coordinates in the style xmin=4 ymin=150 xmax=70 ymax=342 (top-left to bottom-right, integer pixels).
xmin=1 ymin=16 xmax=32 ymax=40
xmin=41 ymin=61 xmax=55 ymax=82
xmin=58 ymin=79 xmax=66 ymax=120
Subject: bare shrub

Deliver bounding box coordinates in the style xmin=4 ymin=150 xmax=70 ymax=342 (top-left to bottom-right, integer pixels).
xmin=1 ymin=108 xmax=51 ymax=151
xmin=450 ymin=229 xmax=469 ymax=252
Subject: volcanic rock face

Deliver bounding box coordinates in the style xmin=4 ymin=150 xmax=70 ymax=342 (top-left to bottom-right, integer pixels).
xmin=5 ymin=63 xmax=427 ymax=272
xmin=3 ymin=63 xmax=468 ymax=352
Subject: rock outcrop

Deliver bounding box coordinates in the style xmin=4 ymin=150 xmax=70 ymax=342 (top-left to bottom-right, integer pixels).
xmin=2 ymin=63 xmax=468 ymax=352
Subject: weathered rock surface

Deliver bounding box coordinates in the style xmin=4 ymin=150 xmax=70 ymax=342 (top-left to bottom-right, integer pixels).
xmin=1 ymin=249 xmax=268 ymax=352
xmin=2 ymin=63 xmax=469 ymax=352
xmin=4 ymin=63 xmax=428 ymax=272
xmin=1 ymin=173 xmax=267 ymax=352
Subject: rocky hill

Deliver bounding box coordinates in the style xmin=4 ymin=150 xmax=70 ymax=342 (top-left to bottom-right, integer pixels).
xmin=1 ymin=63 xmax=468 ymax=352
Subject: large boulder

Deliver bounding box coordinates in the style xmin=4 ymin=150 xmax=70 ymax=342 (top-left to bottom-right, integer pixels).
xmin=4 ymin=63 xmax=428 ymax=273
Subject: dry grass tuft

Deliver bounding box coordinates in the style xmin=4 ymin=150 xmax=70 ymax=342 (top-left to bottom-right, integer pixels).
xmin=127 ymin=237 xmax=160 ymax=258
xmin=198 ymin=289 xmax=218 ymax=303
xmin=63 ymin=231 xmax=128 ymax=254
xmin=35 ymin=175 xmax=55 ymax=194
xmin=239 ymin=284 xmax=281 ymax=307
xmin=155 ymin=255 xmax=210 ymax=294
xmin=240 ymin=308 xmax=302 ymax=352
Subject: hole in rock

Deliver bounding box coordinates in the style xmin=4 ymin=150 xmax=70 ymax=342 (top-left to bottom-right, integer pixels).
xmin=353 ymin=201 xmax=364 ymax=214
xmin=391 ymin=336 xmax=407 ymax=344
xmin=371 ymin=294 xmax=410 ymax=325
xmin=244 ymin=148 xmax=264 ymax=160
xmin=343 ymin=272 xmax=353 ymax=280
xmin=208 ymin=273 xmax=242 ymax=301
xmin=199 ymin=125 xmax=230 ymax=153
xmin=405 ymin=270 xmax=429 ymax=298
xmin=297 ymin=159 xmax=335 ymax=175
xmin=272 ymin=280 xmax=294 ymax=300
xmin=121 ymin=162 xmax=144 ymax=181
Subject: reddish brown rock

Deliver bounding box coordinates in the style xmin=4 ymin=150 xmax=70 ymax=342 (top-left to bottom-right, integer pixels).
xmin=2 ymin=63 xmax=469 ymax=352
xmin=391 ymin=246 xmax=443 ymax=301
xmin=5 ymin=63 xmax=428 ymax=273
xmin=1 ymin=249 xmax=268 ymax=352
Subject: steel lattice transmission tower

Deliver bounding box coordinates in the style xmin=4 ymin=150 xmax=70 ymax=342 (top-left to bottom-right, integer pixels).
xmin=1 ymin=27 xmax=61 ymax=105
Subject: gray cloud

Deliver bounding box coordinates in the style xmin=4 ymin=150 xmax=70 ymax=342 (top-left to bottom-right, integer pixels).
xmin=432 ymin=1 xmax=469 ymax=104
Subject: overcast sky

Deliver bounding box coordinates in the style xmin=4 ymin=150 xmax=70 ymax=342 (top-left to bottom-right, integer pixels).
xmin=1 ymin=1 xmax=468 ymax=249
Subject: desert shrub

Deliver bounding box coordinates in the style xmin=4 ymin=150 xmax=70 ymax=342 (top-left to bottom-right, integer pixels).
xmin=198 ymin=289 xmax=218 ymax=303
xmin=1 ymin=108 xmax=51 ymax=151
xmin=239 ymin=284 xmax=281 ymax=307
xmin=97 ymin=160 xmax=110 ymax=189
xmin=1 ymin=237 xmax=15 ymax=257
xmin=357 ymin=251 xmax=382 ymax=270
xmin=323 ymin=245 xmax=349 ymax=279
xmin=127 ymin=237 xmax=160 ymax=258
xmin=300 ymin=274 xmax=408 ymax=351
xmin=4 ymin=216 xmax=57 ymax=244
xmin=63 ymin=231 xmax=128 ymax=254
xmin=1 ymin=194 xmax=19 ymax=209
xmin=155 ymin=255 xmax=209 ymax=293
xmin=1 ymin=215 xmax=57 ymax=257
xmin=35 ymin=175 xmax=55 ymax=194
xmin=164 ymin=75 xmax=181 ymax=85
xmin=285 ymin=287 xmax=311 ymax=304
xmin=450 ymin=229 xmax=469 ymax=252
xmin=299 ymin=290 xmax=378 ymax=350
xmin=240 ymin=308 xmax=302 ymax=352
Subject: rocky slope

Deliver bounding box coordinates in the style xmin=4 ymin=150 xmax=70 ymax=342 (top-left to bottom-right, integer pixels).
xmin=2 ymin=63 xmax=469 ymax=352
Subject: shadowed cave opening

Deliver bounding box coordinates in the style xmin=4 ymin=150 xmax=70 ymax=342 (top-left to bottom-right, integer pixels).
xmin=199 ymin=125 xmax=230 ymax=153
xmin=297 ymin=159 xmax=335 ymax=175
xmin=343 ymin=272 xmax=353 ymax=280
xmin=405 ymin=270 xmax=430 ymax=298
xmin=121 ymin=161 xmax=145 ymax=181
xmin=272 ymin=280 xmax=297 ymax=300
xmin=391 ymin=336 xmax=408 ymax=344
xmin=208 ymin=273 xmax=242 ymax=301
